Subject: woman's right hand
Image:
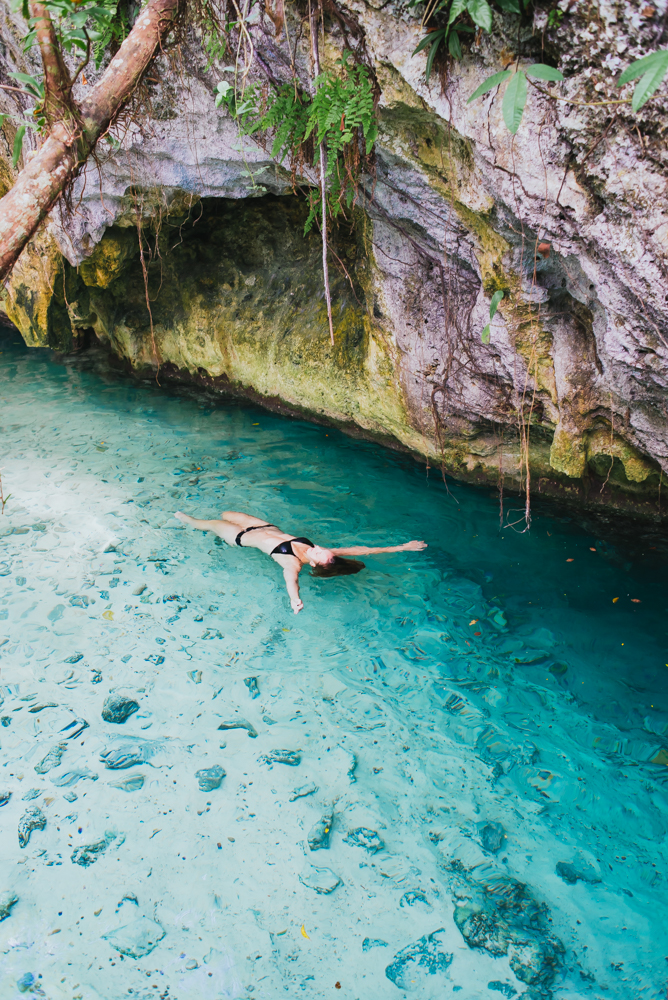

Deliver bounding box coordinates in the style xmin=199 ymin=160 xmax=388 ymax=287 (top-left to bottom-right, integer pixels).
xmin=291 ymin=596 xmax=304 ymax=614
xmin=403 ymin=539 xmax=427 ymax=551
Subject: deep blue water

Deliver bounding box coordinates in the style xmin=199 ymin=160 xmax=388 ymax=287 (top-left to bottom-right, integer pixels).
xmin=0 ymin=325 xmax=666 ymax=1000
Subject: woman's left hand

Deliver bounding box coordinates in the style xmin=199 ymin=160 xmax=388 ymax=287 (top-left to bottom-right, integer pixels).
xmin=291 ymin=596 xmax=304 ymax=614
xmin=403 ymin=540 xmax=427 ymax=550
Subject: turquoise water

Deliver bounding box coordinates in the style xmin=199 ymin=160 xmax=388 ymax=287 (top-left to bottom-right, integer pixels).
xmin=0 ymin=325 xmax=666 ymax=1000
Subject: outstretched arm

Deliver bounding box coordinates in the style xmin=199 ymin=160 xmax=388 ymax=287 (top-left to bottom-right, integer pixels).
xmin=330 ymin=540 xmax=427 ymax=556
xmin=282 ymin=562 xmax=304 ymax=614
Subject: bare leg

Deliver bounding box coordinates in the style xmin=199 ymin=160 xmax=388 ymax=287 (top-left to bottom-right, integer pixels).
xmin=174 ymin=511 xmax=238 ymax=545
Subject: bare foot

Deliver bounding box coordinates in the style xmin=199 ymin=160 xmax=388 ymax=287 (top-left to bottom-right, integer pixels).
xmin=174 ymin=511 xmax=192 ymax=526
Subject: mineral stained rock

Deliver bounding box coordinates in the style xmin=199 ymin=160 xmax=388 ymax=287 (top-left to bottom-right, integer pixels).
xmin=298 ymin=865 xmax=342 ymax=895
xmin=18 ymin=806 xmax=46 ymax=848
xmin=217 ymin=719 xmax=257 ymax=738
xmin=343 ymin=827 xmax=384 ymax=853
xmin=260 ymin=749 xmax=301 ymax=767
xmin=103 ymin=916 xmax=165 ymax=958
xmin=307 ymin=813 xmax=333 ymax=851
xmin=34 ymin=742 xmax=67 ymax=774
xmin=71 ymin=830 xmax=120 ymax=867
xmin=195 ymin=765 xmax=226 ymax=792
xmin=102 ymin=694 xmax=139 ymax=724
xmin=0 ymin=891 xmax=18 ymax=922
xmin=385 ymin=929 xmax=452 ymax=991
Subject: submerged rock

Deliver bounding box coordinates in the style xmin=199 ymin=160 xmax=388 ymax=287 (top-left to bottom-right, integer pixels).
xmin=243 ymin=676 xmax=260 ymax=699
xmin=59 ymin=717 xmax=89 ymax=739
xmin=400 ymin=889 xmax=429 ymax=907
xmin=51 ymin=769 xmax=98 ymax=787
xmin=299 ymin=865 xmax=342 ymax=894
xmin=555 ymin=860 xmax=602 ymax=885
xmin=217 ymin=719 xmax=257 ymax=738
xmin=453 ymin=901 xmax=564 ymax=988
xmin=103 ymin=916 xmax=165 ymax=958
xmin=110 ymin=773 xmax=144 ymax=792
xmin=18 ymin=806 xmax=46 ymax=848
xmin=488 ymin=982 xmax=517 ymax=998
xmin=71 ymin=830 xmax=119 ymax=867
xmin=362 ymin=938 xmax=388 ymax=952
xmin=34 ymin=742 xmax=68 ymax=774
xmin=261 ymin=749 xmax=301 ymax=767
xmin=16 ymin=972 xmax=34 ymax=993
xmin=100 ymin=741 xmax=154 ymax=769
xmin=385 ymin=929 xmax=452 ymax=991
xmin=344 ymin=827 xmax=384 ymax=853
xmin=308 ymin=813 xmax=333 ymax=851
xmin=478 ymin=821 xmax=506 ymax=854
xmin=195 ymin=765 xmax=226 ymax=791
xmin=102 ymin=694 xmax=139 ymax=724
xmin=0 ymin=891 xmax=18 ymax=922
xmin=289 ymin=782 xmax=318 ymax=801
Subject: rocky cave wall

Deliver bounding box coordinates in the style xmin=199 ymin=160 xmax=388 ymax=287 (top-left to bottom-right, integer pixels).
xmin=1 ymin=0 xmax=667 ymax=519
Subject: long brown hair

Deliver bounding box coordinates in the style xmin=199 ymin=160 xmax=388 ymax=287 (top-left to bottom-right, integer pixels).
xmin=311 ymin=556 xmax=365 ymax=578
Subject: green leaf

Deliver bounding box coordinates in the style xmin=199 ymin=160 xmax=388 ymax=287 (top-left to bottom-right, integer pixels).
xmin=618 ymin=48 xmax=668 ymax=87
xmin=12 ymin=125 xmax=25 ymax=168
xmin=468 ymin=69 xmax=511 ymax=103
xmin=446 ymin=0 xmax=467 ymax=26
xmin=526 ymin=63 xmax=564 ymax=82
xmin=502 ymin=70 xmax=527 ymax=133
xmin=495 ymin=0 xmax=521 ymax=12
xmin=489 ymin=289 xmax=504 ymax=319
xmin=448 ymin=28 xmax=462 ymax=59
xmin=481 ymin=324 xmax=491 ymax=344
xmin=425 ymin=31 xmax=446 ymax=82
xmin=632 ymin=55 xmax=668 ymax=109
xmin=466 ymin=0 xmax=493 ymax=32
xmin=412 ymin=28 xmax=445 ymax=56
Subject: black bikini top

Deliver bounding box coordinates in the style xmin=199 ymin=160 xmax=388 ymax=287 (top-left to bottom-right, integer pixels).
xmin=270 ymin=537 xmax=314 ymax=558
xmin=235 ymin=523 xmax=314 ymax=559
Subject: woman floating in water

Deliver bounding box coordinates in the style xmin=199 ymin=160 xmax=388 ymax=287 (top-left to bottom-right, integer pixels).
xmin=175 ymin=510 xmax=427 ymax=614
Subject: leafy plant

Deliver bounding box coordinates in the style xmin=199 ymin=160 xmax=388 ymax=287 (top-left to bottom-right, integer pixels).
xmin=217 ymin=53 xmax=378 ymax=232
xmin=410 ymin=0 xmax=528 ymax=82
xmin=468 ymin=63 xmax=564 ymax=133
xmin=617 ymin=48 xmax=668 ymax=110
xmin=482 ymin=289 xmax=503 ymax=343
xmin=412 ymin=0 xmax=492 ymax=82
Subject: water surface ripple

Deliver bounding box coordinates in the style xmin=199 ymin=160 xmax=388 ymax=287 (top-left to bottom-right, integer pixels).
xmin=0 ymin=329 xmax=666 ymax=999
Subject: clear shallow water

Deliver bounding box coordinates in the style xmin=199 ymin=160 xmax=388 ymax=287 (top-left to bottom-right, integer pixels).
xmin=0 ymin=326 xmax=666 ymax=1000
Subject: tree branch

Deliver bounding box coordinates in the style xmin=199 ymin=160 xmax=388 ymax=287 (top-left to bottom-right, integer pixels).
xmin=29 ymin=0 xmax=72 ymax=122
xmin=0 ymin=0 xmax=181 ymax=283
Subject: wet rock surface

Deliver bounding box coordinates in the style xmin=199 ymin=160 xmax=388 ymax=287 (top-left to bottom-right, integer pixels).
xmin=195 ymin=765 xmax=225 ymax=792
xmin=298 ymin=865 xmax=342 ymax=895
xmin=18 ymin=806 xmax=46 ymax=848
xmin=243 ymin=676 xmax=260 ymax=699
xmin=217 ymin=719 xmax=257 ymax=738
xmin=102 ymin=694 xmax=139 ymax=724
xmin=260 ymin=749 xmax=301 ymax=767
xmin=34 ymin=743 xmax=67 ymax=774
xmin=307 ymin=812 xmax=333 ymax=851
xmin=71 ymin=831 xmax=120 ymax=867
xmin=344 ymin=827 xmax=384 ymax=853
xmin=0 ymin=892 xmax=18 ymax=922
xmin=385 ymin=929 xmax=452 ymax=991
xmin=103 ymin=916 xmax=165 ymax=958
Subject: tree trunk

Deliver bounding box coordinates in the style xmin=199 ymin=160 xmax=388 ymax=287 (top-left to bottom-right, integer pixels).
xmin=0 ymin=0 xmax=181 ymax=283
